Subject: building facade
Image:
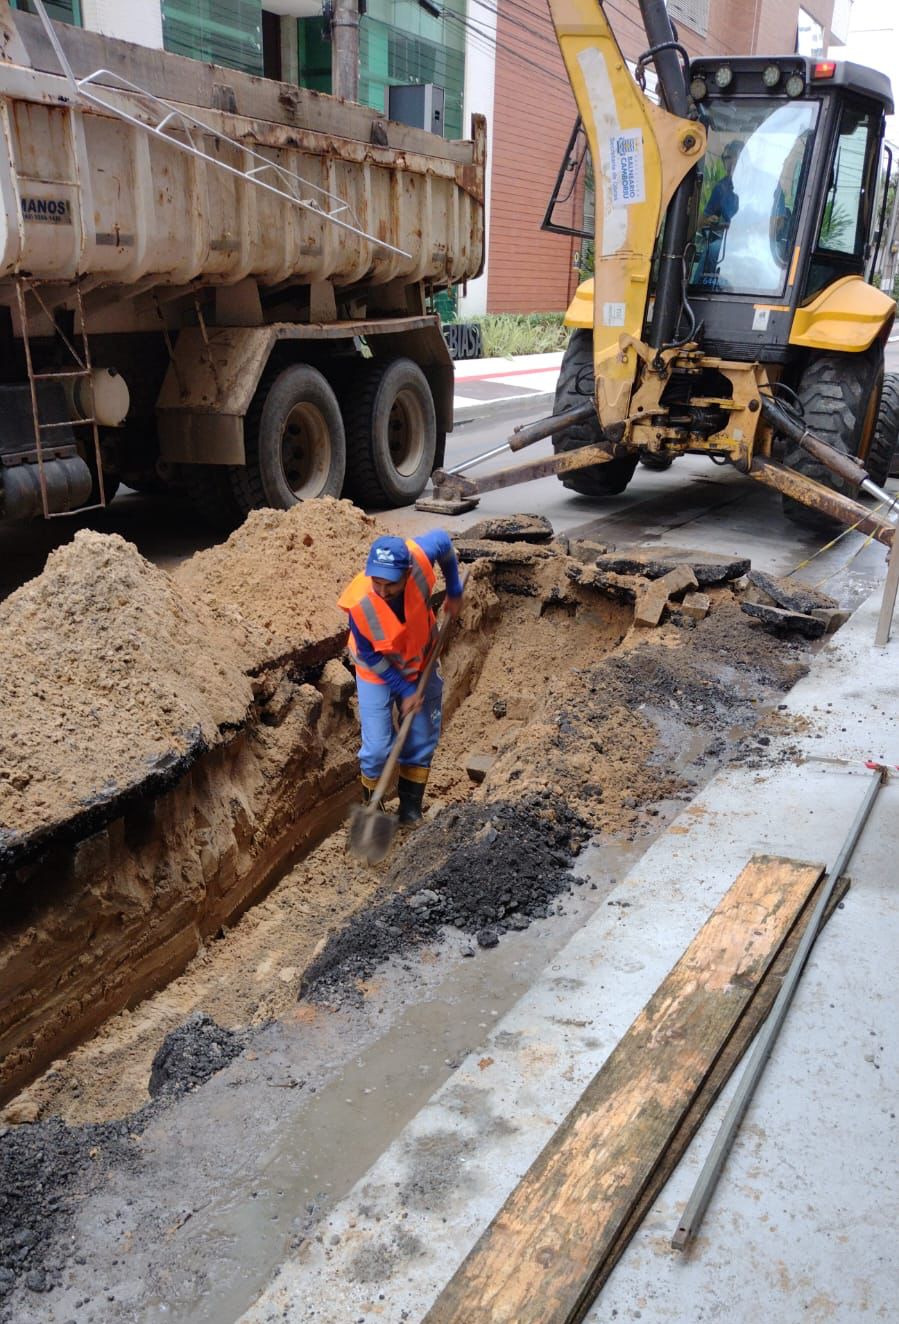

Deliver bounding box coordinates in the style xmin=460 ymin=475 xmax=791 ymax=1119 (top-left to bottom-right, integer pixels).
xmin=479 ymin=0 xmax=840 ymax=317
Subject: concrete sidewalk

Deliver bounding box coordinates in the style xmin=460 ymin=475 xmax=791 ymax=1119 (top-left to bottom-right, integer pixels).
xmin=241 ymin=583 xmax=898 ymax=1323
xmin=452 ymin=351 xmax=563 ymax=422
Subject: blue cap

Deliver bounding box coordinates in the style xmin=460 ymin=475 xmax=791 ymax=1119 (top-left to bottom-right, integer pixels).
xmin=365 ymin=535 xmax=411 ymax=582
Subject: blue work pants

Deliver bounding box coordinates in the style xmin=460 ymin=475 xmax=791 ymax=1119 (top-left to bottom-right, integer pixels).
xmin=355 ymin=670 xmax=443 ymax=780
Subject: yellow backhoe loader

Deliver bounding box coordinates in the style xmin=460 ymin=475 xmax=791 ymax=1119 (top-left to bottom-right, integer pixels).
xmin=418 ymin=0 xmax=899 ymax=562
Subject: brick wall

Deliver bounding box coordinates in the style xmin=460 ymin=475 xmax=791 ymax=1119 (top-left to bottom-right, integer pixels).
xmin=486 ymin=0 xmax=834 ymax=316
xmin=485 ymin=0 xmax=579 ymax=313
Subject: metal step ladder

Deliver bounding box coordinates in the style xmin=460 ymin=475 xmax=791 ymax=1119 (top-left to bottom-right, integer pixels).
xmin=14 ymin=278 xmax=108 ymax=518
xmin=32 ymin=0 xmax=410 ymax=260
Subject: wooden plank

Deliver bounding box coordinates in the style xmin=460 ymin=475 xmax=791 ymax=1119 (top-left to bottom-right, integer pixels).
xmin=584 ymin=872 xmax=849 ymax=1323
xmin=423 ymin=855 xmax=825 ymax=1324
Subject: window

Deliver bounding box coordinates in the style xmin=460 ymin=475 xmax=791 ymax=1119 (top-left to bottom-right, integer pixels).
xmin=817 ymin=105 xmax=873 ymax=257
xmin=667 ymin=0 xmax=710 ymax=39
xmin=10 ymin=0 xmax=81 ymax=24
xmin=161 ymin=0 xmax=263 ymax=77
xmin=690 ymin=99 xmax=819 ymax=297
xmin=796 ymin=7 xmax=825 ymax=59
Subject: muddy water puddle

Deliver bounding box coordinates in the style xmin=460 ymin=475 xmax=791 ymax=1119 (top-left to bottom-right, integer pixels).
xmin=98 ymin=840 xmax=645 ymax=1324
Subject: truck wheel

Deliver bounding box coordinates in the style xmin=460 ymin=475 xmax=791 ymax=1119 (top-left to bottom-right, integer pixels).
xmin=782 ymin=346 xmax=883 ymax=531
xmin=342 ymin=358 xmax=437 ymax=507
xmin=869 ymin=372 xmax=899 ymax=484
xmin=552 ymin=329 xmax=637 ymax=497
xmin=183 ymin=465 xmax=244 ymax=533
xmin=231 ymin=364 xmax=346 ymax=513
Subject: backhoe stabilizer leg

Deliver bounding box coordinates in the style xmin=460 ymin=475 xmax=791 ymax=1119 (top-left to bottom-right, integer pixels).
xmin=414 ymin=442 xmax=616 ymax=514
xmin=749 ymin=457 xmax=896 ymax=547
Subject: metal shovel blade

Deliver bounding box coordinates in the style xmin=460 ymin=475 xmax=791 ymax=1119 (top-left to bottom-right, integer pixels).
xmin=347 ymin=803 xmax=398 ymax=864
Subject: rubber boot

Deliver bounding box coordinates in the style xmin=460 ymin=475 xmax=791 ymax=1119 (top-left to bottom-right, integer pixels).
xmin=360 ymin=772 xmax=389 ymax=812
xmin=397 ymin=764 xmax=429 ymax=824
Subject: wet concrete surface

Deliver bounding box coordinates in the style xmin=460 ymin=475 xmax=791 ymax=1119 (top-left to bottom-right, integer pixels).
xmin=7 ymin=834 xmax=645 ymax=1324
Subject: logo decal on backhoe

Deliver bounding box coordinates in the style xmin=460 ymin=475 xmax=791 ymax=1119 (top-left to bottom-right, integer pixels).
xmin=21 ymin=196 xmax=72 ymax=225
xmin=609 ymin=132 xmax=645 ymax=206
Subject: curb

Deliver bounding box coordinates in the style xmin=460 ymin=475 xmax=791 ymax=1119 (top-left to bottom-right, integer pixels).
xmin=452 ymin=389 xmax=556 ymax=427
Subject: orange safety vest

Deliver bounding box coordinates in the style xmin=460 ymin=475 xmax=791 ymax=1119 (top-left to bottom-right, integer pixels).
xmin=337 ymin=540 xmax=438 ymax=685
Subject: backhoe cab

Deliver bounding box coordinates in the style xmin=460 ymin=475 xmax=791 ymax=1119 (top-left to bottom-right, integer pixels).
xmin=419 ymin=0 xmax=899 ymax=550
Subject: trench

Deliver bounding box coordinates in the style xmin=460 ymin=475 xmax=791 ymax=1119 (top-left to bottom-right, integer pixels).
xmin=0 ymin=507 xmax=822 ymax=1321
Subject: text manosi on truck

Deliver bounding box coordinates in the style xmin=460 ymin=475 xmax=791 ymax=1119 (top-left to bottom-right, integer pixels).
xmin=0 ymin=1 xmax=484 ymax=528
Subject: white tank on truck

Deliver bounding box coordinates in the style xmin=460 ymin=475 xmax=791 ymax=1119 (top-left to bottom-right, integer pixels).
xmin=0 ymin=0 xmax=484 ymax=525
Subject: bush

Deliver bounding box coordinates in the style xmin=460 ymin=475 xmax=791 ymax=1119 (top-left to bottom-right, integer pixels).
xmin=468 ymin=313 xmax=569 ymax=357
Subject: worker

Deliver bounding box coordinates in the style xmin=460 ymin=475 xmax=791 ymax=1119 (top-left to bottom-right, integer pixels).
xmin=703 ymin=139 xmax=743 ymax=227
xmin=338 ymin=532 xmax=463 ymax=824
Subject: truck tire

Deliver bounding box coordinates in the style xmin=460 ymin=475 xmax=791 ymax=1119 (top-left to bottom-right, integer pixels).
xmin=552 ymin=329 xmax=637 ymax=497
xmin=183 ymin=465 xmax=244 ymax=534
xmin=342 ymin=358 xmax=437 ymax=507
xmin=870 ymin=372 xmax=899 ymax=483
xmin=782 ymin=346 xmax=883 ymax=531
xmin=231 ymin=364 xmax=346 ymax=514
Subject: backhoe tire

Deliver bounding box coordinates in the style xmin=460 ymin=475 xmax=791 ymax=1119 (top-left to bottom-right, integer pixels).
xmin=183 ymin=465 xmax=244 ymax=534
xmin=552 ymin=329 xmax=637 ymax=497
xmin=871 ymin=372 xmax=899 ymax=483
xmin=230 ymin=363 xmax=346 ymax=515
xmin=341 ymin=358 xmax=437 ymax=508
xmin=639 ymin=450 xmax=674 ymax=471
xmin=782 ymin=346 xmax=883 ymax=532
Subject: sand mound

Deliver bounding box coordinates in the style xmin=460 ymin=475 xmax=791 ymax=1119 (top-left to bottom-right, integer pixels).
xmin=174 ymin=498 xmax=381 ymax=664
xmin=0 ymin=532 xmax=256 ymax=841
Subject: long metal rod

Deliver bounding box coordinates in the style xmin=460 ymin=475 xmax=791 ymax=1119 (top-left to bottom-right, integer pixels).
xmin=874 ymin=540 xmax=899 ymax=646
xmin=446 ymin=402 xmax=598 ymax=477
xmin=671 ymin=766 xmax=887 ymax=1252
xmin=448 ymin=442 xmax=511 ymax=477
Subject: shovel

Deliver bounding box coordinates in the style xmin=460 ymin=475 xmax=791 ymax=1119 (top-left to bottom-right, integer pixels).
xmin=347 ymin=579 xmax=465 ymax=864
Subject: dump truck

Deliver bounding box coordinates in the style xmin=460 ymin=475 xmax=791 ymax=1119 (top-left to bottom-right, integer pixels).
xmin=420 ymin=0 xmax=899 ymax=558
xmin=0 ymin=0 xmax=484 ymax=526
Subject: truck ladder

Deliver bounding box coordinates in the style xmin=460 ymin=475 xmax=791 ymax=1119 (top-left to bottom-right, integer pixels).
xmin=14 ymin=278 xmax=108 ymax=518
xmin=32 ymin=0 xmax=411 ymax=262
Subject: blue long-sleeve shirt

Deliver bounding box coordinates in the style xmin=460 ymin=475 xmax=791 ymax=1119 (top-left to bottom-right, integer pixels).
xmin=348 ymin=530 xmax=462 ymax=700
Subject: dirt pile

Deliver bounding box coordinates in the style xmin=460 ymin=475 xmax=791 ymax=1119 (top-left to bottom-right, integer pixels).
xmin=174 ymin=498 xmax=384 ymax=665
xmin=148 ymin=1011 xmax=251 ymax=1098
xmin=0 ymin=531 xmax=258 ymax=845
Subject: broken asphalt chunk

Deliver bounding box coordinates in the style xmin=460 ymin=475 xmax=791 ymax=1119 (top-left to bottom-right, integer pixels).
xmin=634 ymin=565 xmax=699 ymax=628
xmin=594 ymin=551 xmax=750 ymax=585
xmin=456 ymin=514 xmax=554 ymax=543
xmin=740 ymin=600 xmax=826 ymax=639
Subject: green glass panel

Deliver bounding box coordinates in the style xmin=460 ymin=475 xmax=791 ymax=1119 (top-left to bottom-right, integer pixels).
xmin=297 ymin=17 xmax=332 ymax=94
xmin=11 ymin=0 xmax=80 ymax=23
xmin=432 ymin=287 xmax=457 ymax=322
xmin=297 ymin=0 xmax=465 ymax=137
xmin=161 ymin=0 xmax=263 ymax=76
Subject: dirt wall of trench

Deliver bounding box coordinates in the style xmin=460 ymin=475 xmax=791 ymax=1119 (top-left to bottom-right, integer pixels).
xmin=0 ymin=509 xmax=505 ymax=1105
